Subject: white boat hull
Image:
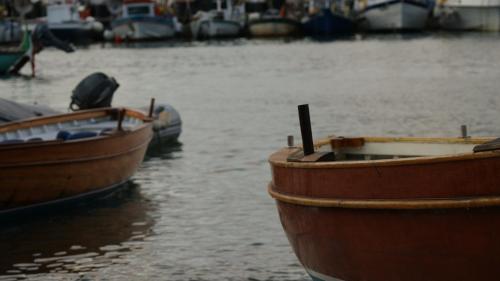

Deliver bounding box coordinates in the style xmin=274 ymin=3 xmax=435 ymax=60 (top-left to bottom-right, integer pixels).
xmin=437 ymin=3 xmax=500 ymax=30
xmin=112 ymin=19 xmax=175 ymax=40
xmin=191 ymin=20 xmax=241 ymax=39
xmin=360 ymin=1 xmax=430 ymax=30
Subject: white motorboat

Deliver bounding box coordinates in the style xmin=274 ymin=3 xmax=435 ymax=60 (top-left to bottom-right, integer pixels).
xmin=109 ymin=0 xmax=176 ymax=41
xmin=45 ymin=0 xmax=104 ymax=44
xmin=357 ymin=0 xmax=432 ymax=31
xmin=190 ymin=0 xmax=243 ymax=39
xmin=435 ymin=0 xmax=500 ymax=30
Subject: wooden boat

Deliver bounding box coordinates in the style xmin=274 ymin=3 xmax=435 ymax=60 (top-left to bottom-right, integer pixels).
xmin=0 ymin=107 xmax=153 ymax=215
xmin=247 ymin=9 xmax=302 ymax=37
xmin=268 ymin=105 xmax=500 ymax=281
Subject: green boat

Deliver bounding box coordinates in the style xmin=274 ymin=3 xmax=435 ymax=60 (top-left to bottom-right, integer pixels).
xmin=0 ymin=31 xmax=31 ymax=75
xmin=0 ymin=24 xmax=74 ymax=76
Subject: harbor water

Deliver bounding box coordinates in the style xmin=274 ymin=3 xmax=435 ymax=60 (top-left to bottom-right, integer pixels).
xmin=1 ymin=33 xmax=500 ymax=280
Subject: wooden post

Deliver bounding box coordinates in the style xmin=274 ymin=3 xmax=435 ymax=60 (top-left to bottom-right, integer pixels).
xmin=287 ymin=135 xmax=294 ymax=147
xmin=461 ymin=125 xmax=468 ymax=138
xmin=298 ymin=104 xmax=314 ymax=156
xmin=117 ymin=109 xmax=125 ymax=131
xmin=148 ymin=98 xmax=156 ymax=118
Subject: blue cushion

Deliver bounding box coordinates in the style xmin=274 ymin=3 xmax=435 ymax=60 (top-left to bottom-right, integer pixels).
xmin=67 ymin=131 xmax=98 ymax=140
xmin=56 ymin=131 xmax=71 ymax=140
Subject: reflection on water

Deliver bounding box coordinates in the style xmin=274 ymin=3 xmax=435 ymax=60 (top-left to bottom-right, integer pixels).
xmin=0 ymin=182 xmax=155 ymax=279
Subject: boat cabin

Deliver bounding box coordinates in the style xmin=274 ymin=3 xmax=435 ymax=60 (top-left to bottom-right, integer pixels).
xmin=46 ymin=0 xmax=80 ymax=23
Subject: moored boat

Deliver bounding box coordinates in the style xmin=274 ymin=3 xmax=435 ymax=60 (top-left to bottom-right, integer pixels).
xmin=268 ymin=104 xmax=500 ymax=281
xmin=0 ymin=19 xmax=22 ymax=44
xmin=109 ymin=0 xmax=176 ymax=41
xmin=248 ymin=10 xmax=302 ymax=37
xmin=44 ymin=0 xmax=104 ymax=44
xmin=0 ymin=30 xmax=31 ymax=74
xmin=435 ymin=0 xmax=500 ymax=31
xmin=0 ymin=107 xmax=153 ymax=215
xmin=0 ymin=24 xmax=74 ymax=76
xmin=302 ymin=7 xmax=355 ymax=37
xmin=356 ymin=0 xmax=432 ymax=31
xmin=190 ymin=0 xmax=243 ymax=40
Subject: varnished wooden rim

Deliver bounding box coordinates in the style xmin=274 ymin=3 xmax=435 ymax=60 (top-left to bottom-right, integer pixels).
xmin=268 ymin=184 xmax=500 ymax=209
xmin=0 ymin=107 xmax=151 ymax=133
xmin=270 ymin=136 xmax=500 ymax=169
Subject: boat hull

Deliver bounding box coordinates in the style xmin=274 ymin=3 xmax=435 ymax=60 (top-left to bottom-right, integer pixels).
xmin=303 ymin=9 xmax=355 ymax=37
xmin=112 ymin=17 xmax=175 ymax=40
xmin=437 ymin=3 xmax=500 ymax=31
xmin=0 ymin=52 xmax=24 ymax=74
xmin=359 ymin=0 xmax=430 ymax=31
xmin=248 ymin=18 xmax=302 ymax=37
xmin=269 ymin=141 xmax=500 ymax=281
xmin=0 ymin=109 xmax=153 ymax=214
xmin=191 ymin=19 xmax=241 ymax=39
xmin=275 ymin=201 xmax=500 ymax=281
xmin=48 ymin=23 xmax=101 ymax=45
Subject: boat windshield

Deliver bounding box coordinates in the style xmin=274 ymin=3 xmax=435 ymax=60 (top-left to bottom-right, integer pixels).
xmin=127 ymin=6 xmax=151 ymax=15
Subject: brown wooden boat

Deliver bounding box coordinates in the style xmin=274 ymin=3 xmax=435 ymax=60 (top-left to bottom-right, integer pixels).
xmin=268 ymin=105 xmax=500 ymax=281
xmin=0 ymin=107 xmax=153 ymax=215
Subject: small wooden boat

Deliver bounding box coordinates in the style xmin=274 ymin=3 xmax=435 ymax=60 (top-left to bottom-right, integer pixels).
xmin=0 ymin=107 xmax=153 ymax=215
xmin=247 ymin=9 xmax=302 ymax=37
xmin=268 ymin=104 xmax=500 ymax=281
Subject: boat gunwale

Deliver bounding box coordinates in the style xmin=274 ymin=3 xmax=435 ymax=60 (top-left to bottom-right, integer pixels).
xmin=268 ymin=183 xmax=500 ymax=209
xmin=0 ymin=107 xmax=152 ymax=150
xmin=269 ymin=136 xmax=499 ymax=169
xmin=0 ymin=132 xmax=151 ymax=168
xmin=0 ymin=107 xmax=151 ymax=133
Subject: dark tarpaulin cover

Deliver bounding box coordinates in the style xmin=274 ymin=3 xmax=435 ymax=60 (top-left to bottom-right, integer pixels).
xmin=0 ymin=98 xmax=59 ymax=124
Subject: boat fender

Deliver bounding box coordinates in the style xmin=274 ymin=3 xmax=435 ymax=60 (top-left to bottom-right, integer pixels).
xmin=0 ymin=139 xmax=24 ymax=145
xmin=152 ymin=107 xmax=171 ymax=131
xmin=67 ymin=131 xmax=98 ymax=140
xmin=56 ymin=130 xmax=71 ymax=140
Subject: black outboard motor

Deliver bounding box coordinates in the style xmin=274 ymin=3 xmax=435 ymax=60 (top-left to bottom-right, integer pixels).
xmin=70 ymin=72 xmax=119 ymax=111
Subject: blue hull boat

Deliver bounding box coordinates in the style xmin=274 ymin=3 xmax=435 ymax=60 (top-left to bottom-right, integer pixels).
xmin=303 ymin=9 xmax=354 ymax=37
